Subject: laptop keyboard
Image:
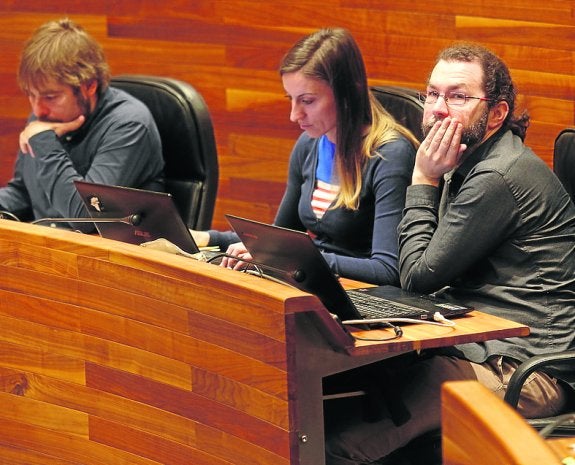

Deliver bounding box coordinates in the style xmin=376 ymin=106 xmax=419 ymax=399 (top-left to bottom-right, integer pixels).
xmin=346 ymin=289 xmax=427 ymax=320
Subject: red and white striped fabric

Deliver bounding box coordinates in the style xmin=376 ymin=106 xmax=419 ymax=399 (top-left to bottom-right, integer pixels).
xmin=311 ymin=179 xmax=340 ymax=218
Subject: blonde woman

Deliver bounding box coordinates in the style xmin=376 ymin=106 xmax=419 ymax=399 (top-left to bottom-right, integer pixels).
xmin=197 ymin=28 xmax=418 ymax=285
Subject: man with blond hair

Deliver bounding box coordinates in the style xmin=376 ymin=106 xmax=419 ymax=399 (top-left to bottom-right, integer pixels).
xmin=0 ymin=18 xmax=164 ymax=228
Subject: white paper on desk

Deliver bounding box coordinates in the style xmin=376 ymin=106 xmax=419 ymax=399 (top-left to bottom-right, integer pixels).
xmin=140 ymin=238 xmax=208 ymax=261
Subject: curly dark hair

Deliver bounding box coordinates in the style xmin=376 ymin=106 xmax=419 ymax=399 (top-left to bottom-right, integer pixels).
xmin=437 ymin=42 xmax=529 ymax=141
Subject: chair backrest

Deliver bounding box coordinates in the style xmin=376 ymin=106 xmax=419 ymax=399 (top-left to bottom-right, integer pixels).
xmin=553 ymin=128 xmax=575 ymax=204
xmin=370 ymin=86 xmax=425 ymax=142
xmin=111 ymin=75 xmax=219 ymax=230
xmin=442 ymin=381 xmax=560 ymax=465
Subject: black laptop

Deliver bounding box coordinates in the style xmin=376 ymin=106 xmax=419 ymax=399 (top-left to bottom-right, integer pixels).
xmin=74 ymin=180 xmax=202 ymax=255
xmin=225 ymin=214 xmax=473 ymax=324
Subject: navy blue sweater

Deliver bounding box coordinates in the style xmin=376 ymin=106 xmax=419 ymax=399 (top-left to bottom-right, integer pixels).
xmin=211 ymin=132 xmax=415 ymax=285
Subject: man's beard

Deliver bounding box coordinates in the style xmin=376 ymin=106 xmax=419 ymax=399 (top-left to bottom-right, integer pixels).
xmin=75 ymin=91 xmax=92 ymax=121
xmin=421 ymin=108 xmax=489 ymax=152
xmin=38 ymin=93 xmax=91 ymax=124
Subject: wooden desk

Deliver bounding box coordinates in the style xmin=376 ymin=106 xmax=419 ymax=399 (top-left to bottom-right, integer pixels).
xmin=442 ymin=381 xmax=570 ymax=465
xmin=548 ymin=437 xmax=575 ymax=462
xmin=0 ymin=220 xmax=528 ymax=465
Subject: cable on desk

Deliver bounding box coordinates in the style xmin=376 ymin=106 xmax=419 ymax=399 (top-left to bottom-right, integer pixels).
xmin=539 ymin=413 xmax=575 ymax=439
xmin=342 ymin=312 xmax=457 ymax=342
xmin=342 ymin=312 xmax=457 ymax=328
xmin=349 ymin=322 xmax=404 ymax=342
xmin=0 ymin=211 xmax=20 ymax=221
xmin=206 ymin=253 xmax=300 ymax=288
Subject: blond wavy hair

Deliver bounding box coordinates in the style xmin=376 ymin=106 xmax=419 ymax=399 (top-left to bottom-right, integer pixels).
xmin=18 ymin=18 xmax=110 ymax=96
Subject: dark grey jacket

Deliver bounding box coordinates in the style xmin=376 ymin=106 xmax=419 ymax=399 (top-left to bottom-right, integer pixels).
xmin=398 ymin=129 xmax=575 ymax=386
xmin=0 ymin=87 xmax=164 ymax=225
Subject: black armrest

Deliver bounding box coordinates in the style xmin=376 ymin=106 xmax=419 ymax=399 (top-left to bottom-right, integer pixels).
xmin=504 ymin=351 xmax=575 ymax=408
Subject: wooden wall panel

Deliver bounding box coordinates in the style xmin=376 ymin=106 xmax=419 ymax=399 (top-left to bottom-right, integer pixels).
xmin=0 ymin=0 xmax=573 ymax=231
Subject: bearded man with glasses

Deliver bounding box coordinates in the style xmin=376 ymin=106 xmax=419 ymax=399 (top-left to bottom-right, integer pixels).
xmin=326 ymin=42 xmax=575 ymax=465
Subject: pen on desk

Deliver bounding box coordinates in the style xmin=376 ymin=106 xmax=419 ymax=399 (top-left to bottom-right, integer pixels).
xmin=429 ymin=286 xmax=450 ymax=298
xmin=200 ymin=246 xmax=220 ymax=252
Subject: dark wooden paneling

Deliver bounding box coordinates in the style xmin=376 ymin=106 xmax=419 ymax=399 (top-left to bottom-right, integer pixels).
xmin=0 ymin=1 xmax=573 ymax=231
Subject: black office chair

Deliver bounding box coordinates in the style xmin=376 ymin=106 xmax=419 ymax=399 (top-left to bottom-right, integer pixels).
xmin=502 ymin=129 xmax=575 ymax=438
xmin=510 ymin=128 xmax=575 ymax=436
xmin=553 ymin=128 xmax=575 ymax=204
xmin=398 ymin=353 xmax=575 ymax=465
xmin=370 ymin=86 xmax=425 ymax=142
xmin=110 ymin=75 xmax=219 ymax=230
xmin=503 ymin=352 xmax=575 ymax=437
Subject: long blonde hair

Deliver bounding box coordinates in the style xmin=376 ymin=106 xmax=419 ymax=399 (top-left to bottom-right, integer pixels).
xmin=279 ymin=27 xmax=419 ymax=209
xmin=336 ymin=94 xmax=419 ymax=209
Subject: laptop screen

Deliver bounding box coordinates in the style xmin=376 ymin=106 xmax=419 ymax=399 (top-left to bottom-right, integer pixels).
xmin=225 ymin=214 xmax=363 ymax=320
xmin=74 ymin=180 xmax=200 ymax=254
xmin=225 ymin=214 xmax=473 ymax=323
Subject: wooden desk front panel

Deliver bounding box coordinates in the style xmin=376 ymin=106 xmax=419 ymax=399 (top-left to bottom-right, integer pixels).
xmin=0 ymin=221 xmax=531 ymax=465
xmin=0 ymin=221 xmax=318 ymax=465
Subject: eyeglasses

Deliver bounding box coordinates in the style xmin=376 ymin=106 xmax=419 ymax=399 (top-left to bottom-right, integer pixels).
xmin=418 ymin=90 xmax=492 ymax=106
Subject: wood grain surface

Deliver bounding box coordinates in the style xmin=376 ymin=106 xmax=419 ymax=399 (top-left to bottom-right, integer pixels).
xmin=442 ymin=381 xmax=562 ymax=465
xmin=0 ymin=219 xmax=529 ymax=464
xmin=0 ymin=2 xmax=573 ymax=230
xmin=0 ymin=220 xmax=313 ymax=465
